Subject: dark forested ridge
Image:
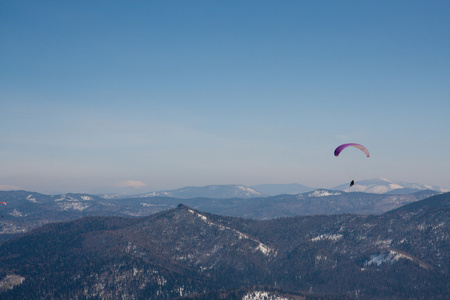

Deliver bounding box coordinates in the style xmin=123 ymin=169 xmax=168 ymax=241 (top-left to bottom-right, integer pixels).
xmin=0 ymin=189 xmax=440 ymax=245
xmin=0 ymin=193 xmax=449 ymax=299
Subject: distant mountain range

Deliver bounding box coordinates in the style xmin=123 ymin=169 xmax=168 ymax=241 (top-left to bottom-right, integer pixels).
xmin=1 ymin=193 xmax=449 ymax=299
xmin=0 ymin=178 xmax=446 ymax=245
xmin=100 ymin=178 xmax=448 ymax=199
xmin=108 ymin=183 xmax=315 ymax=199
xmin=129 ymin=184 xmax=266 ymax=199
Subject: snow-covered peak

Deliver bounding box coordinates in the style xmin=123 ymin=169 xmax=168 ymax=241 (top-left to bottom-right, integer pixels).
xmin=332 ymin=178 xmax=449 ymax=194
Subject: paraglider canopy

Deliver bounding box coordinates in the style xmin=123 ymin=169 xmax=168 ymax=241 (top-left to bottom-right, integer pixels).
xmin=0 ymin=202 xmax=5 ymax=205
xmin=334 ymin=143 xmax=370 ymax=157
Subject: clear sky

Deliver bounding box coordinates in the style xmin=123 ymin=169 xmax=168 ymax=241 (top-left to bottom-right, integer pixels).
xmin=1 ymin=1 xmax=449 ymax=194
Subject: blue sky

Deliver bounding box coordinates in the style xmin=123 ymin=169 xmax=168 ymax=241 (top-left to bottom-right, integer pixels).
xmin=1 ymin=1 xmax=449 ymax=194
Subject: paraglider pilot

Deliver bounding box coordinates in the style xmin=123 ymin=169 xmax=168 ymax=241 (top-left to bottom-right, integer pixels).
xmin=350 ymin=180 xmax=355 ymax=187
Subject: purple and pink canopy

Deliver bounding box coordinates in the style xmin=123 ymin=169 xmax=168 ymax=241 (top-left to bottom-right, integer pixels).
xmin=334 ymin=143 xmax=370 ymax=157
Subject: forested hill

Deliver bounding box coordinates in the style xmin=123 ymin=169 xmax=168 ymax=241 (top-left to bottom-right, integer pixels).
xmin=0 ymin=193 xmax=449 ymax=299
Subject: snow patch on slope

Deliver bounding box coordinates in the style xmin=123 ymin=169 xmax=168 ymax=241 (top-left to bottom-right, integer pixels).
xmin=26 ymin=195 xmax=37 ymax=203
xmin=364 ymin=250 xmax=432 ymax=270
xmin=307 ymin=190 xmax=341 ymax=197
xmin=243 ymin=291 xmax=291 ymax=300
xmin=57 ymin=202 xmax=90 ymax=211
xmin=187 ymin=209 xmax=276 ymax=256
xmin=0 ymin=275 xmax=25 ymax=292
xmin=10 ymin=209 xmax=27 ymax=217
xmin=0 ymin=223 xmax=28 ymax=234
xmin=311 ymin=233 xmax=343 ymax=242
xmin=366 ymin=250 xmax=412 ymax=266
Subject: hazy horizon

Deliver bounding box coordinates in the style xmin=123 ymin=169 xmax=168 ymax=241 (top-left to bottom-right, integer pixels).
xmin=0 ymin=177 xmax=447 ymax=196
xmin=1 ymin=1 xmax=449 ymax=194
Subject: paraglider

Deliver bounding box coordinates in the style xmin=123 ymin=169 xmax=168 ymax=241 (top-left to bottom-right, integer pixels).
xmin=0 ymin=202 xmax=5 ymax=217
xmin=334 ymin=143 xmax=370 ymax=187
xmin=334 ymin=143 xmax=370 ymax=158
